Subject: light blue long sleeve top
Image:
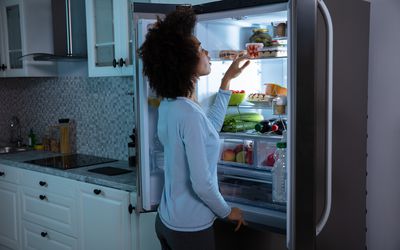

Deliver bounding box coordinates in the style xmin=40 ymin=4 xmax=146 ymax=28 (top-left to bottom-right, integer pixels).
xmin=157 ymin=89 xmax=232 ymax=232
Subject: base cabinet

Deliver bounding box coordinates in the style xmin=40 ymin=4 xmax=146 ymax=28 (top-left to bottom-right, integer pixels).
xmin=0 ymin=182 xmax=19 ymax=250
xmin=131 ymin=212 xmax=160 ymax=250
xmin=78 ymin=182 xmax=131 ymax=250
xmin=0 ymin=165 xmax=163 ymax=250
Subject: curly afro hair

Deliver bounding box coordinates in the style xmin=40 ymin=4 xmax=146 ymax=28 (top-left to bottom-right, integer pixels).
xmin=138 ymin=8 xmax=199 ymax=99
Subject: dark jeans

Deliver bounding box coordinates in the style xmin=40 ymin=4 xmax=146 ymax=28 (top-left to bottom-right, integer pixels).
xmin=155 ymin=214 xmax=216 ymax=250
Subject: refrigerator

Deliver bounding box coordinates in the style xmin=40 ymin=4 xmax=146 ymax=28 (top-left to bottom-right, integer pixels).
xmin=131 ymin=0 xmax=370 ymax=249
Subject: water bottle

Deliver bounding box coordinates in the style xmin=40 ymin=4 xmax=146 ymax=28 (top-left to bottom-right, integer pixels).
xmin=272 ymin=142 xmax=287 ymax=203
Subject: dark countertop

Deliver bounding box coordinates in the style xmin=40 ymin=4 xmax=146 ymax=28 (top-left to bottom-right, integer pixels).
xmin=0 ymin=150 xmax=136 ymax=192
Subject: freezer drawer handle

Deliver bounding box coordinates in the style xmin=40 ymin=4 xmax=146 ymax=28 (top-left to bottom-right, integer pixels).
xmin=39 ymin=195 xmax=47 ymax=201
xmin=39 ymin=181 xmax=47 ymax=187
xmin=40 ymin=232 xmax=48 ymax=237
xmin=316 ymin=0 xmax=333 ymax=236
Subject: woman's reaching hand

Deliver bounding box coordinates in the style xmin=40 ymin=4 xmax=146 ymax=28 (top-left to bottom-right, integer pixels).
xmin=220 ymin=56 xmax=251 ymax=90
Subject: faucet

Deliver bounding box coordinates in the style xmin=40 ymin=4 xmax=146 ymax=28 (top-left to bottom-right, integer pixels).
xmin=10 ymin=116 xmax=22 ymax=147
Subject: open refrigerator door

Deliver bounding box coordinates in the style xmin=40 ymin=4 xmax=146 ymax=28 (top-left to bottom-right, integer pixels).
xmin=195 ymin=2 xmax=290 ymax=233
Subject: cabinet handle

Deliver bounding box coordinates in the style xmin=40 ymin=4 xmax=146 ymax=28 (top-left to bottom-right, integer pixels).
xmin=0 ymin=64 xmax=6 ymax=71
xmin=118 ymin=58 xmax=126 ymax=67
xmin=0 ymin=172 xmax=4 ymax=176
xmin=112 ymin=58 xmax=117 ymax=68
xmin=93 ymin=189 xmax=102 ymax=195
xmin=39 ymin=181 xmax=47 ymax=187
xmin=40 ymin=232 xmax=48 ymax=237
xmin=39 ymin=195 xmax=47 ymax=200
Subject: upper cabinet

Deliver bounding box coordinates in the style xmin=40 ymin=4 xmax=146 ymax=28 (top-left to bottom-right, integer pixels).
xmin=0 ymin=0 xmax=57 ymax=77
xmin=86 ymin=0 xmax=134 ymax=77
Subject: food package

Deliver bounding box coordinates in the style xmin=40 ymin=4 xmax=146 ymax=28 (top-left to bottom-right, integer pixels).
xmin=219 ymin=50 xmax=247 ymax=60
xmin=264 ymin=83 xmax=287 ymax=96
xmin=258 ymin=46 xmax=287 ymax=58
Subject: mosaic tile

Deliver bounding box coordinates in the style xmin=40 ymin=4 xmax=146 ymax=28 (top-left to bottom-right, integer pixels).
xmin=0 ymin=77 xmax=135 ymax=160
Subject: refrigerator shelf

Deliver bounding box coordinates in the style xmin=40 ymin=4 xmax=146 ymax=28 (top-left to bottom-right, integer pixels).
xmin=219 ymin=131 xmax=282 ymax=140
xmin=212 ymin=56 xmax=287 ymax=62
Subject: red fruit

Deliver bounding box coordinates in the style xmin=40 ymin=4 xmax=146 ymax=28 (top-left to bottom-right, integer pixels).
xmin=240 ymin=90 xmax=245 ymax=93
xmin=245 ymin=149 xmax=253 ymax=164
xmin=233 ymin=144 xmax=245 ymax=154
xmin=265 ymin=153 xmax=275 ymax=166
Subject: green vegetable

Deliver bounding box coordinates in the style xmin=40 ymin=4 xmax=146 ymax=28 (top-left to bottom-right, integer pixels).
xmin=222 ymin=121 xmax=258 ymax=132
xmin=223 ymin=113 xmax=264 ymax=126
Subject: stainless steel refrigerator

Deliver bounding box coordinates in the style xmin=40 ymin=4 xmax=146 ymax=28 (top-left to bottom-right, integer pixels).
xmin=131 ymin=0 xmax=369 ymax=249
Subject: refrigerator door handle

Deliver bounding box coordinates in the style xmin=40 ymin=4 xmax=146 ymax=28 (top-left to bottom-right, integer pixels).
xmin=316 ymin=0 xmax=333 ymax=236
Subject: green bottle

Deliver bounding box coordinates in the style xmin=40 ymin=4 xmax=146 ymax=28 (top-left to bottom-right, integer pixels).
xmin=28 ymin=129 xmax=36 ymax=148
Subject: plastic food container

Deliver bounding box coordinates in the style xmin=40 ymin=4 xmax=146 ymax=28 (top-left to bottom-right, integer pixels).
xmin=228 ymin=93 xmax=246 ymax=106
xmin=245 ymin=43 xmax=264 ymax=58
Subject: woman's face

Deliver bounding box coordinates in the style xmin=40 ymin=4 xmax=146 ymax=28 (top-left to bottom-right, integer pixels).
xmin=193 ymin=37 xmax=211 ymax=77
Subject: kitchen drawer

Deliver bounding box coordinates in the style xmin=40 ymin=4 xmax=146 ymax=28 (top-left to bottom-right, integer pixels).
xmin=21 ymin=187 xmax=78 ymax=237
xmin=0 ymin=164 xmax=19 ymax=184
xmin=20 ymin=170 xmax=77 ymax=197
xmin=22 ymin=220 xmax=78 ymax=250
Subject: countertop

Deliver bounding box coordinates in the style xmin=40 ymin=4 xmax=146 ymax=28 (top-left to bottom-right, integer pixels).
xmin=0 ymin=150 xmax=136 ymax=192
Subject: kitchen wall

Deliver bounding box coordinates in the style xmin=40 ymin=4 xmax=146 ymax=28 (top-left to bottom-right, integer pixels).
xmin=0 ymin=77 xmax=134 ymax=161
xmin=367 ymin=0 xmax=400 ymax=249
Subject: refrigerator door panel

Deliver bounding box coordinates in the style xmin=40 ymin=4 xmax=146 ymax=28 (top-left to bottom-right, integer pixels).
xmin=135 ymin=17 xmax=165 ymax=212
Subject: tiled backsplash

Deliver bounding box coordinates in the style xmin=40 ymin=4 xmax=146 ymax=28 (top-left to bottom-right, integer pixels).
xmin=0 ymin=77 xmax=135 ymax=160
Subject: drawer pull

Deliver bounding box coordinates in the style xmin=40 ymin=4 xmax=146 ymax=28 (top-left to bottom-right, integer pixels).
xmin=39 ymin=181 xmax=47 ymax=187
xmin=93 ymin=189 xmax=102 ymax=195
xmin=39 ymin=195 xmax=47 ymax=200
xmin=40 ymin=232 xmax=48 ymax=237
xmin=0 ymin=172 xmax=4 ymax=176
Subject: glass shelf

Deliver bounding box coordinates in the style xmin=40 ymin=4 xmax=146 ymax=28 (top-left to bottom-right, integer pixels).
xmin=211 ymin=56 xmax=287 ymax=62
xmin=219 ymin=131 xmax=282 ymax=141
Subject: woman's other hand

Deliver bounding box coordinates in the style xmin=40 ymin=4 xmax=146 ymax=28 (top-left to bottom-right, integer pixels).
xmin=220 ymin=56 xmax=250 ymax=90
xmin=227 ymin=207 xmax=247 ymax=232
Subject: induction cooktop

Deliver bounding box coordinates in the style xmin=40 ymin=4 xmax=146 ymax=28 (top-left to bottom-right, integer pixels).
xmin=25 ymin=154 xmax=118 ymax=170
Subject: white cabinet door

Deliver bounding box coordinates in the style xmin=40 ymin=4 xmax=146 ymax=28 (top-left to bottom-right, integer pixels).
xmin=78 ymin=182 xmax=131 ymax=250
xmin=21 ymin=220 xmax=78 ymax=250
xmin=20 ymin=187 xmax=78 ymax=237
xmin=0 ymin=181 xmax=19 ymax=250
xmin=131 ymin=211 xmax=160 ymax=250
xmin=85 ymin=0 xmax=134 ymax=77
xmin=0 ymin=0 xmax=24 ymax=76
xmin=0 ymin=0 xmax=56 ymax=77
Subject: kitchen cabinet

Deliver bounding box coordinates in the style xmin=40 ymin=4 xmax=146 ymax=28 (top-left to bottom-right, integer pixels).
xmin=78 ymin=182 xmax=131 ymax=250
xmin=131 ymin=211 xmax=160 ymax=250
xmin=85 ymin=0 xmax=134 ymax=77
xmin=0 ymin=165 xmax=20 ymax=250
xmin=19 ymin=170 xmax=79 ymax=250
xmin=0 ymin=0 xmax=56 ymax=77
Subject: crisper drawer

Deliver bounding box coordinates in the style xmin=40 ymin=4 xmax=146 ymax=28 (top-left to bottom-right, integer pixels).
xmin=0 ymin=164 xmax=19 ymax=184
xmin=219 ymin=138 xmax=279 ymax=170
xmin=20 ymin=170 xmax=77 ymax=197
xmin=22 ymin=220 xmax=78 ymax=250
xmin=21 ymin=187 xmax=78 ymax=237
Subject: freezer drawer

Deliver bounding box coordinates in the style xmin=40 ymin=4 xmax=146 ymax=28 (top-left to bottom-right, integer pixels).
xmin=218 ymin=174 xmax=286 ymax=231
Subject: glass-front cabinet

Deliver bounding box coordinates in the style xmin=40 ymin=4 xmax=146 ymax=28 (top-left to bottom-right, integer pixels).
xmin=0 ymin=0 xmax=23 ymax=76
xmin=86 ymin=0 xmax=134 ymax=77
xmin=0 ymin=0 xmax=56 ymax=77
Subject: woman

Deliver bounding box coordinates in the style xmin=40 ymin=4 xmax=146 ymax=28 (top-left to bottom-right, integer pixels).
xmin=139 ymin=8 xmax=250 ymax=250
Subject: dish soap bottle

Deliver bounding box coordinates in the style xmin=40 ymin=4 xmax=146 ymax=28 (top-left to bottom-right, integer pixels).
xmin=28 ymin=129 xmax=36 ymax=148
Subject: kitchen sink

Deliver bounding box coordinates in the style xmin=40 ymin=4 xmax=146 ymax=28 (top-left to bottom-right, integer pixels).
xmin=0 ymin=146 xmax=28 ymax=154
